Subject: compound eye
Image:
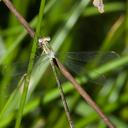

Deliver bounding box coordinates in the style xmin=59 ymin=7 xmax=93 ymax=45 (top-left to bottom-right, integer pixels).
xmin=38 ymin=40 xmax=42 ymax=48
xmin=38 ymin=38 xmax=43 ymax=43
xmin=38 ymin=38 xmax=44 ymax=47
xmin=45 ymin=37 xmax=51 ymax=42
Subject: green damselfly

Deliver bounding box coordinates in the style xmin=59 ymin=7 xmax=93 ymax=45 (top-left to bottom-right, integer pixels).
xmin=38 ymin=37 xmax=116 ymax=128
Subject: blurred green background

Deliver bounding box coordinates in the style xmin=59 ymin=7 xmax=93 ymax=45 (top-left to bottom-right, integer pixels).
xmin=0 ymin=0 xmax=127 ymax=128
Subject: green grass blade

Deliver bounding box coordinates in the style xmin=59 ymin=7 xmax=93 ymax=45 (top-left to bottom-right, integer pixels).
xmin=15 ymin=0 xmax=46 ymax=128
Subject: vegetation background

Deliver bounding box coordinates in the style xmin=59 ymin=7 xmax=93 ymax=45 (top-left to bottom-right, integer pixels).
xmin=0 ymin=0 xmax=127 ymax=127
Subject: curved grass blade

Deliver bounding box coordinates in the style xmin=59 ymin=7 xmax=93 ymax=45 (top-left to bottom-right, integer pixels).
xmin=0 ymin=74 xmax=26 ymax=127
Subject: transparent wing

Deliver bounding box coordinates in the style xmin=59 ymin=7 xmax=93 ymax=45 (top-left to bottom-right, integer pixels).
xmin=0 ymin=61 xmax=27 ymax=77
xmin=0 ymin=54 xmax=48 ymax=88
xmin=0 ymin=61 xmax=28 ymax=90
xmin=59 ymin=51 xmax=119 ymax=71
xmin=57 ymin=51 xmax=119 ymax=85
xmin=0 ymin=53 xmax=48 ymax=75
xmin=61 ymin=51 xmax=119 ymax=65
xmin=32 ymin=55 xmax=49 ymax=73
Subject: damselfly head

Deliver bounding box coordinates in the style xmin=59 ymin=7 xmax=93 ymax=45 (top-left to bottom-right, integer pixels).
xmin=38 ymin=37 xmax=51 ymax=48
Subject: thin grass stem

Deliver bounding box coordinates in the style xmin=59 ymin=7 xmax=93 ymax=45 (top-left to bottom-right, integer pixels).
xmin=2 ymin=0 xmax=35 ymax=38
xmin=14 ymin=0 xmax=46 ymax=127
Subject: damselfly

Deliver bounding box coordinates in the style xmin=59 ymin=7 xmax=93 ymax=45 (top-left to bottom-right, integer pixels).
xmin=38 ymin=37 xmax=74 ymax=128
xmin=37 ymin=37 xmax=116 ymax=128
